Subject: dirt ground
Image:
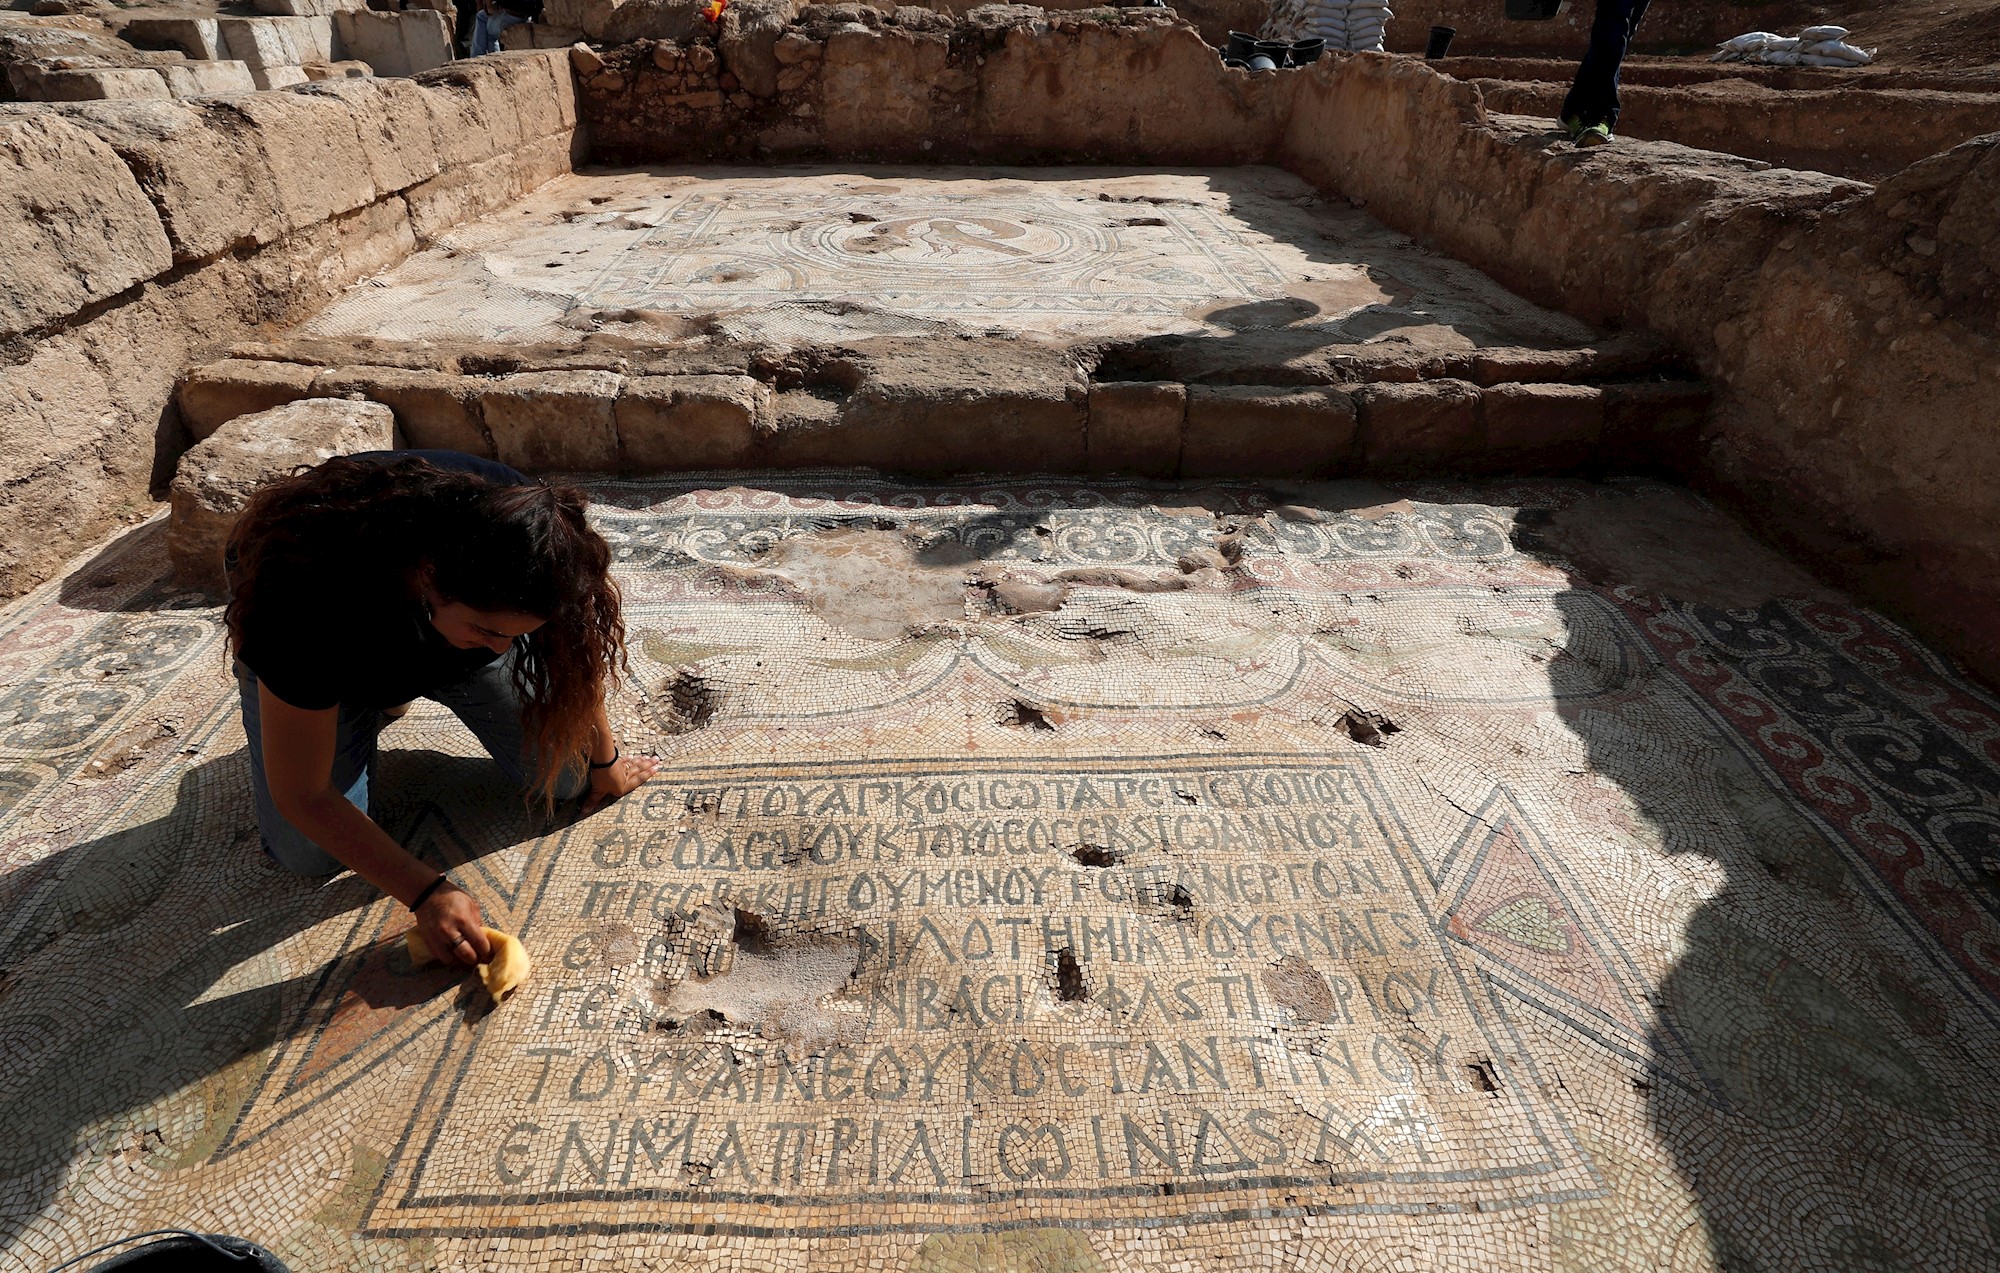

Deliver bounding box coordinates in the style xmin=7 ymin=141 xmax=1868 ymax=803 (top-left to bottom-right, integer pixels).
xmin=1735 ymin=0 xmax=2000 ymax=70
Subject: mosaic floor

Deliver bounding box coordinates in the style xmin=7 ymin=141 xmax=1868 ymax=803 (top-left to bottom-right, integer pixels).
xmin=300 ymin=167 xmax=1597 ymax=350
xmin=2 ymin=474 xmax=1999 ymax=1273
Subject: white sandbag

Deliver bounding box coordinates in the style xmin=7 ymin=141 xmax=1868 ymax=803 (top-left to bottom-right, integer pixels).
xmin=1807 ymin=40 xmax=1873 ymax=64
xmin=1718 ymin=31 xmax=1779 ymax=52
xmin=1799 ymin=25 xmax=1849 ymax=41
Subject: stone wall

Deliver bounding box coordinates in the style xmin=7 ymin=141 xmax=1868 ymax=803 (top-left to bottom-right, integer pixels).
xmin=1279 ymin=54 xmax=2000 ymax=682
xmin=579 ymin=5 xmax=1298 ymax=163
xmin=1471 ymin=78 xmax=2000 ymax=182
xmin=0 ymin=50 xmax=583 ymax=597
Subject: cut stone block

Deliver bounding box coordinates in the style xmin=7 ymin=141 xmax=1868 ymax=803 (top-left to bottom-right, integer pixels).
xmin=250 ymin=64 xmax=312 ymax=90
xmin=397 ymin=9 xmax=454 ymax=75
xmin=1480 ymin=382 xmax=1604 ymax=461
xmin=122 ymin=17 xmax=226 ymax=60
xmin=311 ymin=366 xmax=491 ymax=455
xmin=0 ymin=112 xmax=172 ymax=341
xmin=160 ymin=60 xmax=257 ymax=97
xmin=615 ymin=374 xmax=772 ymax=470
xmin=1086 ymin=381 xmax=1183 ymax=478
xmin=273 ymin=14 xmax=339 ymax=62
xmin=774 ymin=349 xmax=1086 ymax=472
xmin=479 ymin=371 xmax=623 ymax=472
xmin=177 ymin=359 xmax=321 ymax=439
xmin=302 ymin=60 xmax=374 ymax=80
xmin=169 ymin=397 xmax=395 ymax=589
xmin=54 ymin=98 xmax=287 ymax=262
xmin=215 ymin=89 xmax=379 ymax=233
xmin=1353 ymin=380 xmax=1484 ymax=469
xmin=294 ymin=77 xmax=441 ymax=195
xmin=1182 ymin=385 xmax=1357 ymax=479
xmin=219 ymin=17 xmax=299 ymax=68
xmin=417 ymin=57 xmax=524 ymax=154
xmin=334 ymin=10 xmax=453 ymax=78
xmin=253 ymin=0 xmax=367 ymax=15
xmin=217 ymin=18 xmax=290 ymax=69
xmin=8 ymin=64 xmax=172 ymax=102
xmin=489 ymin=51 xmax=565 ymax=145
xmin=218 ymin=15 xmax=335 ymax=69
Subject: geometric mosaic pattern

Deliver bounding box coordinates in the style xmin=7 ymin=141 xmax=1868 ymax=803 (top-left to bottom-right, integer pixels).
xmin=298 ymin=168 xmax=1601 ymax=347
xmin=2 ymin=474 xmax=1998 ymax=1272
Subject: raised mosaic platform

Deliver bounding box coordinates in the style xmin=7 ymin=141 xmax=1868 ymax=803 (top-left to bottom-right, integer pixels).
xmin=2 ymin=475 xmax=1997 ymax=1272
xmin=297 ymin=167 xmax=1597 ymax=350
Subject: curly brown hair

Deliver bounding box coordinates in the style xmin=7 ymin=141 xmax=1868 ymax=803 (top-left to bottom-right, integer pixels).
xmin=225 ymin=455 xmax=626 ymax=811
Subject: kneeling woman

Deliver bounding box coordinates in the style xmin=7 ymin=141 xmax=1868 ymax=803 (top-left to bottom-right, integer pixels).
xmin=226 ymin=451 xmax=659 ymax=966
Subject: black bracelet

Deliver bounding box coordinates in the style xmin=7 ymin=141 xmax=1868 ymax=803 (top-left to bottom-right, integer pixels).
xmin=589 ymin=747 xmax=620 ymax=770
xmin=408 ymin=874 xmax=450 ymax=912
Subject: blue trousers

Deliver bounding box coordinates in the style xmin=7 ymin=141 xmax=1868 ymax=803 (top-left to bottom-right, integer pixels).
xmin=1562 ymin=0 xmax=1651 ymax=129
xmin=236 ymin=648 xmax=584 ymax=876
xmin=471 ymin=9 xmax=523 ymax=56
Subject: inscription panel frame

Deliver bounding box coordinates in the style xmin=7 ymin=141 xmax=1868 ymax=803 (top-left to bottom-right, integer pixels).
xmin=354 ymin=754 xmax=1600 ymax=1239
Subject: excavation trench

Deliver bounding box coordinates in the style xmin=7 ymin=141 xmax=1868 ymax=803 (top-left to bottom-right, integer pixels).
xmin=3 ymin=16 xmax=1998 ymax=1273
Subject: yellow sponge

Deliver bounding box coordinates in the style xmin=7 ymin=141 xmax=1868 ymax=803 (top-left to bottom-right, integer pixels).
xmin=405 ymin=927 xmax=532 ymax=1003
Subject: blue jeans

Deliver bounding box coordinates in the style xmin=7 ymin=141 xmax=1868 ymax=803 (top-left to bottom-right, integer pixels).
xmin=236 ymin=647 xmax=584 ymax=876
xmin=471 ymin=9 xmax=523 ymax=56
xmin=1561 ymin=0 xmax=1651 ymax=129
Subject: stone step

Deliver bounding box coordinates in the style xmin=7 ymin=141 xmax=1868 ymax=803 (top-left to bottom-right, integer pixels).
xmin=7 ymin=55 xmax=280 ymax=101
xmin=175 ymin=357 xmax=1710 ymax=481
xmin=125 ymin=12 xmax=450 ymax=80
xmin=1092 ymin=328 xmax=1686 ymax=391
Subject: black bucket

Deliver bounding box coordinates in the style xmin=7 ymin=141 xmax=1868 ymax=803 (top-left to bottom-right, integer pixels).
xmin=1424 ymin=25 xmax=1455 ymax=57
xmin=1290 ymin=36 xmax=1326 ymax=64
xmin=1254 ymin=39 xmax=1292 ymax=68
xmin=1225 ymin=30 xmax=1258 ymax=60
xmin=1504 ymin=0 xmax=1562 ymax=20
xmin=50 ymin=1232 xmax=291 ymax=1273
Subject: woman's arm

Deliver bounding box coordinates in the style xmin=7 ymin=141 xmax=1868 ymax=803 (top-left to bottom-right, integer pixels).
xmin=584 ymin=699 xmax=660 ymax=812
xmin=260 ymin=684 xmax=493 ymax=964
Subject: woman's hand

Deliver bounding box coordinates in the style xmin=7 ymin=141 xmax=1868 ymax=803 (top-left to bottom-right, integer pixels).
xmin=585 ymin=752 xmax=660 ymax=812
xmin=415 ymin=880 xmax=492 ymax=966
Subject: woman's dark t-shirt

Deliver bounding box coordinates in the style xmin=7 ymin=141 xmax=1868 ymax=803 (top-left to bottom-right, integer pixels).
xmin=235 ymin=450 xmax=529 ymax=712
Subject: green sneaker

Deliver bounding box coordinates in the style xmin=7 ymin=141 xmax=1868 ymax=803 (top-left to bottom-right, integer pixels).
xmin=1575 ymin=122 xmax=1613 ymax=147
xmin=1561 ymin=115 xmax=1585 ymax=140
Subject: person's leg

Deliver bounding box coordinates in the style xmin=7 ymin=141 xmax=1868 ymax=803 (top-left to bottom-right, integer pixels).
xmin=490 ymin=11 xmax=523 ymax=48
xmin=471 ymin=10 xmax=496 ymax=56
xmin=236 ymin=663 xmax=382 ymax=876
xmin=453 ymin=0 xmax=478 ymax=55
xmin=1561 ymin=0 xmax=1643 ymax=130
xmin=1610 ymin=0 xmax=1652 ymax=129
xmin=427 ymin=650 xmax=588 ymax=803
